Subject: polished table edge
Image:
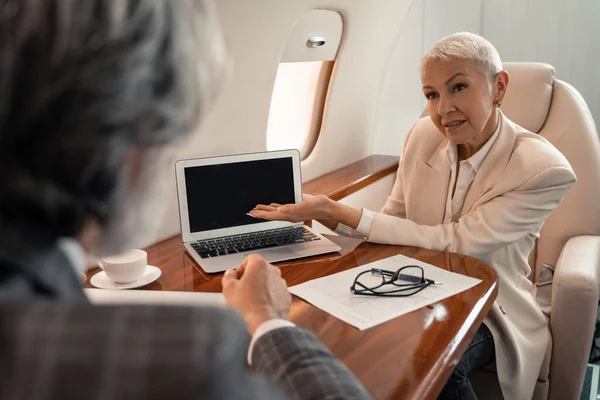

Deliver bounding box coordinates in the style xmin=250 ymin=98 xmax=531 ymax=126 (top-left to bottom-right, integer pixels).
xmin=417 ymin=277 xmax=498 ymax=399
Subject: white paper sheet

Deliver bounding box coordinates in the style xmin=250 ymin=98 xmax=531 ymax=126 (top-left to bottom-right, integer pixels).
xmin=289 ymin=254 xmax=481 ymax=330
xmin=84 ymin=288 xmax=226 ymax=307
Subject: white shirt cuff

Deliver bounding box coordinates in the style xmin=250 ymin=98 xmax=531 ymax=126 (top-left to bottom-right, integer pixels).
xmin=247 ymin=319 xmax=295 ymax=365
xmin=334 ymin=222 xmax=356 ymax=237
xmin=355 ymin=208 xmax=374 ymax=237
xmin=333 ymin=208 xmax=374 ymax=239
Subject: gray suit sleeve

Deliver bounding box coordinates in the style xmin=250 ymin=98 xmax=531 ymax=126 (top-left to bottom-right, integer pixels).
xmin=0 ymin=302 xmax=289 ymax=400
xmin=251 ymin=327 xmax=372 ymax=400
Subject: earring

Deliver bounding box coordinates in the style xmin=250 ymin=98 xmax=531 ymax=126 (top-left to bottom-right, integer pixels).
xmin=495 ymin=100 xmax=502 ymax=107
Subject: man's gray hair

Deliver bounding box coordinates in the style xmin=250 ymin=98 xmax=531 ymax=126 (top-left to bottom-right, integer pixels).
xmin=421 ymin=32 xmax=503 ymax=79
xmin=0 ymin=0 xmax=226 ymax=238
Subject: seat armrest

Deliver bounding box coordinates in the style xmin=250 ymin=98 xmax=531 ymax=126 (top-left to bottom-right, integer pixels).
xmin=549 ymin=235 xmax=600 ymax=400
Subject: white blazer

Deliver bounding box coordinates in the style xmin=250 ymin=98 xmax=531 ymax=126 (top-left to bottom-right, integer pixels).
xmin=366 ymin=112 xmax=576 ymax=400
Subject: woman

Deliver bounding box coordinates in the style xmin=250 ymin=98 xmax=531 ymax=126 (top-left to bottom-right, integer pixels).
xmin=250 ymin=33 xmax=576 ymax=400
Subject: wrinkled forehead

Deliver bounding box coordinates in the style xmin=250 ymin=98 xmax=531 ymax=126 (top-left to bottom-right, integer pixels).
xmin=421 ymin=57 xmax=488 ymax=88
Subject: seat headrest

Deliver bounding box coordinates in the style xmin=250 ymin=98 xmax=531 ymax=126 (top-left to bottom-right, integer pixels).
xmin=500 ymin=62 xmax=555 ymax=133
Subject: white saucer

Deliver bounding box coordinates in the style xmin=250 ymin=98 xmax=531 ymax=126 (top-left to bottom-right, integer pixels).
xmin=90 ymin=265 xmax=161 ymax=290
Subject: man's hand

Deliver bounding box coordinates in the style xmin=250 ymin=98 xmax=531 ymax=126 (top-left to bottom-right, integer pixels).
xmin=221 ymin=254 xmax=291 ymax=335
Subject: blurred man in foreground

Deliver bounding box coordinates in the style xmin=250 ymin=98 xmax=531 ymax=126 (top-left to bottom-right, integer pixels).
xmin=0 ymin=1 xmax=370 ymax=399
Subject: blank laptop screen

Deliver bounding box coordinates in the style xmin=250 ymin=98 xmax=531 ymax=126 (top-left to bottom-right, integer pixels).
xmin=184 ymin=157 xmax=296 ymax=233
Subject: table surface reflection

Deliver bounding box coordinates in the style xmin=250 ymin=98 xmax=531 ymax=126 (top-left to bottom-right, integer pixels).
xmin=85 ymin=235 xmax=498 ymax=400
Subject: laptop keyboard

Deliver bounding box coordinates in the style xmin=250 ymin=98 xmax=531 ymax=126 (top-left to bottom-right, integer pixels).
xmin=190 ymin=226 xmax=320 ymax=259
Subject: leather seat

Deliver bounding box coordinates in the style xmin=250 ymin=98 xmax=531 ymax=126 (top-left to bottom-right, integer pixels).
xmin=466 ymin=62 xmax=600 ymax=399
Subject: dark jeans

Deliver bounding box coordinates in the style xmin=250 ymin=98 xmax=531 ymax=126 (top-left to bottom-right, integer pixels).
xmin=437 ymin=323 xmax=496 ymax=400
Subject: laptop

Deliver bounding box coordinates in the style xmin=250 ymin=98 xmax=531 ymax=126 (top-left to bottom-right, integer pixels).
xmin=175 ymin=150 xmax=342 ymax=273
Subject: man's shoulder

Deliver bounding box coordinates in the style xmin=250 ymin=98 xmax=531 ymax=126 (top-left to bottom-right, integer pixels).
xmin=0 ymin=300 xmax=251 ymax=359
xmin=2 ymin=300 xmax=246 ymax=334
xmin=0 ymin=300 xmax=280 ymax=400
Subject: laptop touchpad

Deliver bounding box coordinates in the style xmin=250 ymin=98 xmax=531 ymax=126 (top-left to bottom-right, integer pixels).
xmin=261 ymin=247 xmax=295 ymax=258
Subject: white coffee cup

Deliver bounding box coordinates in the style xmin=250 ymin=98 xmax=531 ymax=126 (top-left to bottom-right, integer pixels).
xmin=99 ymin=249 xmax=147 ymax=284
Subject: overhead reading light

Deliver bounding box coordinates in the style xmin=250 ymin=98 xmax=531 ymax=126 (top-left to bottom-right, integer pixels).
xmin=307 ymin=35 xmax=326 ymax=48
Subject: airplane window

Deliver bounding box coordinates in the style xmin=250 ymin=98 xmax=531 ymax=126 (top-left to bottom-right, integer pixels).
xmin=266 ymin=61 xmax=334 ymax=160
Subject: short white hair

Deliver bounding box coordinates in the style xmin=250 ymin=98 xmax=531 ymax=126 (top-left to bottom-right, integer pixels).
xmin=421 ymin=32 xmax=503 ymax=79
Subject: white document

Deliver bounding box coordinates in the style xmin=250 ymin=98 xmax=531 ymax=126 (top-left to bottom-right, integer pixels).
xmin=85 ymin=288 xmax=226 ymax=307
xmin=289 ymin=254 xmax=481 ymax=330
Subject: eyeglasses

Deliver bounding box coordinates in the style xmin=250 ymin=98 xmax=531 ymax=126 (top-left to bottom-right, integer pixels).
xmin=350 ymin=266 xmax=441 ymax=297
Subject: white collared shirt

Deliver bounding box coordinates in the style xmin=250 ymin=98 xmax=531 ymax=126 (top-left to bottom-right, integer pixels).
xmin=57 ymin=237 xmax=87 ymax=275
xmin=443 ymin=123 xmax=500 ymax=223
xmin=336 ymin=121 xmax=501 ymax=236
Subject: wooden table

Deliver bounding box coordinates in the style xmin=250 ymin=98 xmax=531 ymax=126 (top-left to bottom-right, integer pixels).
xmin=85 ymin=234 xmax=498 ymax=400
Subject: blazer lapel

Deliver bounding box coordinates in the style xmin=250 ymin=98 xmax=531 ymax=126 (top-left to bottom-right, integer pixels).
xmin=412 ymin=140 xmax=450 ymax=225
xmin=461 ymin=112 xmax=518 ymax=215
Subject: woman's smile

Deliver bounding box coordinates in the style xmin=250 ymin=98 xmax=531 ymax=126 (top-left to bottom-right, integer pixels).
xmin=443 ymin=119 xmax=466 ymax=132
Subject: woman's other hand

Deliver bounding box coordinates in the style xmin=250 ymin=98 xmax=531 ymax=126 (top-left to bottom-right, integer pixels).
xmin=249 ymin=194 xmax=332 ymax=223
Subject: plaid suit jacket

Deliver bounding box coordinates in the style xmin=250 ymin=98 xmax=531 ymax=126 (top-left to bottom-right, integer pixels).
xmin=0 ymin=223 xmax=371 ymax=400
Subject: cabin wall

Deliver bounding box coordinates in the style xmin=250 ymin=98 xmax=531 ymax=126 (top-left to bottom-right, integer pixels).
xmin=482 ymin=0 xmax=600 ymax=133
xmin=373 ymin=0 xmax=482 ymax=156
xmin=374 ymin=0 xmax=600 ymax=157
